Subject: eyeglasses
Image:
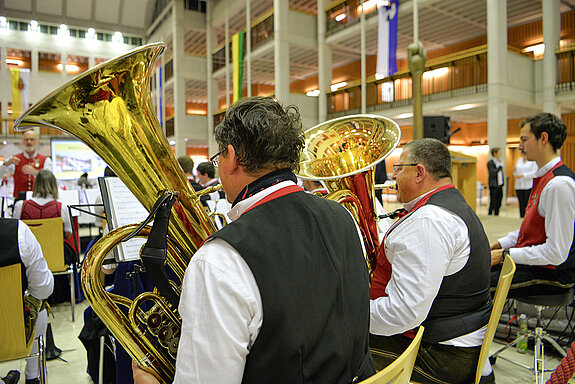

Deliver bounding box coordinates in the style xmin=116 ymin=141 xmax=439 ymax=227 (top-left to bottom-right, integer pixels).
xmin=393 ymin=163 xmax=419 ymax=173
xmin=210 ymin=150 xmax=224 ymax=167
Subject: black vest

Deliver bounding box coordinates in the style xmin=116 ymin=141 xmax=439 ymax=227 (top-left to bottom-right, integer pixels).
xmin=212 ymin=191 xmax=374 ymax=384
xmin=420 ymin=188 xmax=492 ymax=343
xmin=0 ymin=218 xmax=27 ymax=292
xmin=553 ymin=165 xmax=575 ymax=272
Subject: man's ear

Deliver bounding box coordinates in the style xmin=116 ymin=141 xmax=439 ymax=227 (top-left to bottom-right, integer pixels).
xmin=227 ymin=144 xmax=240 ymax=174
xmin=415 ymin=163 xmax=426 ymax=182
xmin=539 ymin=131 xmax=549 ymax=146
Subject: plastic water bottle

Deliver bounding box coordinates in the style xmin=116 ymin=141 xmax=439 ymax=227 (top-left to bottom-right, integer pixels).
xmin=516 ymin=314 xmax=528 ymax=353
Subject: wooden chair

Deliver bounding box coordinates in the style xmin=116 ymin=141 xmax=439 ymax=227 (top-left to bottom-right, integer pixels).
xmin=360 ymin=326 xmax=424 ymax=384
xmin=474 ymin=255 xmax=516 ymax=384
xmin=0 ymin=264 xmax=47 ymax=383
xmin=23 ymin=217 xmax=76 ymax=321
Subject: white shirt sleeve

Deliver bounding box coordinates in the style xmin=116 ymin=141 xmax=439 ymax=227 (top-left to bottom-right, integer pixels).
xmin=370 ymin=206 xmax=469 ymax=336
xmin=60 ymin=203 xmax=73 ymax=234
xmin=18 ymin=222 xmax=54 ymax=300
xmin=509 ymin=176 xmax=575 ymax=266
xmin=43 ymin=157 xmax=52 ymax=171
xmin=12 ymin=200 xmax=23 ymax=219
xmin=174 ymin=238 xmax=262 ymax=384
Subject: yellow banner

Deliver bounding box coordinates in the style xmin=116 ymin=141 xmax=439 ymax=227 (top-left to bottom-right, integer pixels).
xmin=232 ymin=31 xmax=244 ymax=104
xmin=10 ymin=68 xmax=22 ymax=117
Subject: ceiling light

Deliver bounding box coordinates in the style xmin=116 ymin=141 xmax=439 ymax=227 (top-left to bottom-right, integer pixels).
xmin=306 ymin=89 xmax=320 ymax=97
xmin=395 ymin=112 xmax=413 ymax=119
xmin=454 ymin=104 xmax=474 ymax=111
xmin=0 ymin=16 xmax=8 ymax=29
xmin=330 ymin=82 xmax=347 ymax=91
xmin=422 ymin=67 xmax=449 ymax=79
xmin=169 ymin=140 xmax=176 ymax=146
xmin=523 ymin=43 xmax=545 ymax=56
xmin=6 ymin=59 xmax=23 ymax=66
xmin=28 ymin=20 xmax=39 ymax=33
xmin=112 ymin=31 xmax=123 ymax=44
xmin=87 ymin=28 xmax=96 ymax=39
xmin=57 ymin=24 xmax=69 ymax=39
xmin=335 ymin=13 xmax=346 ymax=22
xmin=57 ymin=63 xmax=80 ymax=72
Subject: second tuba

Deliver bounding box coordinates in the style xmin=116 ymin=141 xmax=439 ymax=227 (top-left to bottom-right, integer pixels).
xmin=14 ymin=43 xmax=214 ymax=383
xmin=296 ymin=114 xmax=401 ymax=275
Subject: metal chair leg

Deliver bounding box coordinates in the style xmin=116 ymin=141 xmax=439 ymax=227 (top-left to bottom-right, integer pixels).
xmin=38 ymin=335 xmax=47 ymax=384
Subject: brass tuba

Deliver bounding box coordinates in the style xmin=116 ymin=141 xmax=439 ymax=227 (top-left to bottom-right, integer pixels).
xmin=296 ymin=115 xmax=401 ymax=275
xmin=14 ymin=43 xmax=215 ymax=383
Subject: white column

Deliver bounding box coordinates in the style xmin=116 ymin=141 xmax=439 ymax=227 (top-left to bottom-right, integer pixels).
xmin=225 ymin=11 xmax=230 ymax=107
xmin=543 ymin=0 xmax=560 ymax=116
xmin=30 ymin=49 xmax=39 ymax=82
xmin=206 ymin=2 xmax=219 ymax=155
xmin=487 ymin=0 xmax=508 ymax=163
xmin=246 ymin=0 xmax=252 ymax=97
xmin=273 ymin=0 xmax=290 ymax=103
xmin=317 ymin=0 xmax=332 ymax=122
xmin=172 ymin=0 xmax=187 ymax=156
xmin=88 ymin=56 xmax=95 ymax=69
xmin=0 ymin=46 xmax=7 ymax=135
xmin=360 ymin=1 xmax=367 ymax=114
xmin=61 ymin=52 xmax=67 ymax=78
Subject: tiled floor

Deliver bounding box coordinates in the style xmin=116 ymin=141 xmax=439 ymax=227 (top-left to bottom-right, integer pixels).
xmin=1 ymin=197 xmax=574 ymax=383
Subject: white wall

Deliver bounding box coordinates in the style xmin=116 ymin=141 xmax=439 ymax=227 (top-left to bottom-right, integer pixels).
xmin=506 ymin=51 xmax=536 ymax=105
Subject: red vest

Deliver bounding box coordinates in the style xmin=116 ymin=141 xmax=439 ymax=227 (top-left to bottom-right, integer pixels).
xmin=516 ymin=161 xmax=568 ymax=270
xmin=13 ymin=153 xmax=48 ymax=197
xmin=21 ymin=200 xmax=61 ymax=220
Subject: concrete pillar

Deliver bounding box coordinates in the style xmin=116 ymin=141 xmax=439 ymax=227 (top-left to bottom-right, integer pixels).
xmin=206 ymin=1 xmax=219 ymax=155
xmin=273 ymin=0 xmax=290 ymax=103
xmin=317 ymin=0 xmax=332 ymax=122
xmin=543 ymin=0 xmax=560 ymax=116
xmin=88 ymin=56 xmax=95 ymax=69
xmin=61 ymin=52 xmax=67 ymax=78
xmin=246 ymin=0 xmax=252 ymax=97
xmin=487 ymin=0 xmax=508 ymax=163
xmin=0 ymin=47 xmax=7 ymax=135
xmin=225 ymin=11 xmax=230 ymax=108
xmin=172 ymin=0 xmax=187 ymax=156
xmin=30 ymin=49 xmax=39 ymax=83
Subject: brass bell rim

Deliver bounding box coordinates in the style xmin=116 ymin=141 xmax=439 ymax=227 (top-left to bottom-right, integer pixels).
xmin=296 ymin=113 xmax=401 ymax=181
xmin=13 ymin=41 xmax=167 ymax=132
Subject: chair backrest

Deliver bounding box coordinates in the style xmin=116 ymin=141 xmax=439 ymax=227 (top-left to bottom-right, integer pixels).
xmin=23 ymin=217 xmax=66 ymax=273
xmin=0 ymin=264 xmax=28 ymax=362
xmin=474 ymin=256 xmax=516 ymax=384
xmin=360 ymin=327 xmax=425 ymax=384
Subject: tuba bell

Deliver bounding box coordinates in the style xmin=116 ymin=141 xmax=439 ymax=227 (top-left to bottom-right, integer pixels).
xmin=296 ymin=114 xmax=401 ymax=276
xmin=14 ymin=42 xmax=215 ymax=383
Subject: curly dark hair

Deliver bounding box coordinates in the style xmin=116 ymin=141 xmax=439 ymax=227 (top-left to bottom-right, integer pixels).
xmin=404 ymin=138 xmax=452 ymax=181
xmin=521 ymin=113 xmax=567 ymax=152
xmin=214 ymin=96 xmax=305 ymax=174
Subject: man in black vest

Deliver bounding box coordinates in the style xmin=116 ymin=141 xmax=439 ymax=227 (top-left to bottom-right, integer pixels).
xmin=133 ymin=96 xmax=374 ymax=384
xmin=370 ymin=139 xmax=493 ymax=384
xmin=0 ymin=218 xmax=53 ymax=384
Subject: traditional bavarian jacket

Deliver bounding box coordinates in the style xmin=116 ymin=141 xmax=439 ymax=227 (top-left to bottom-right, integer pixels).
xmin=500 ymin=158 xmax=575 ymax=275
xmin=175 ymin=181 xmax=373 ymax=384
xmin=12 ymin=152 xmax=49 ymax=198
xmin=371 ymin=185 xmax=492 ymax=344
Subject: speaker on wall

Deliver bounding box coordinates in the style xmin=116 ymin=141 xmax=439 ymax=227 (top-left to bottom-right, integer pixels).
xmin=423 ymin=116 xmax=451 ymax=143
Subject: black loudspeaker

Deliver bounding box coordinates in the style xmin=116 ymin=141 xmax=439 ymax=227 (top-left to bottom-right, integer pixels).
xmin=423 ymin=116 xmax=451 ymax=143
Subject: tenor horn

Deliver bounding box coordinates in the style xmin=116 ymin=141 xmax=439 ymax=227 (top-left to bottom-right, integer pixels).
xmin=14 ymin=43 xmax=215 ymax=383
xmin=296 ymin=114 xmax=401 ymax=276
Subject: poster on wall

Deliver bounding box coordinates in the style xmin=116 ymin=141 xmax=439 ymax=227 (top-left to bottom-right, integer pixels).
xmin=51 ymin=138 xmax=106 ymax=180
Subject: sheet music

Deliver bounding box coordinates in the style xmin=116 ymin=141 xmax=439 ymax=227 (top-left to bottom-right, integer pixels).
xmin=99 ymin=177 xmax=149 ymax=262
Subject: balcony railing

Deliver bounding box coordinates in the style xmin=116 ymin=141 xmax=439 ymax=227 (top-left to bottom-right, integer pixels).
xmin=556 ymin=45 xmax=575 ymax=93
xmin=327 ymin=46 xmax=488 ymax=117
xmin=326 ymin=0 xmax=378 ymax=35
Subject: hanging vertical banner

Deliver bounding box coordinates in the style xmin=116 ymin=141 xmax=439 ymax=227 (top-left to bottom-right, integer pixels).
xmin=155 ymin=66 xmax=164 ymax=130
xmin=10 ymin=68 xmax=30 ymax=117
xmin=376 ymin=0 xmax=399 ymax=78
xmin=232 ymin=31 xmax=245 ymax=104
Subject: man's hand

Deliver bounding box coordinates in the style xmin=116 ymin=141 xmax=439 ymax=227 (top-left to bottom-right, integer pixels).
xmin=491 ymin=249 xmax=504 ymax=267
xmin=132 ymin=360 xmax=161 ymax=384
xmin=516 ymin=174 xmax=524 ymax=179
xmin=21 ymin=164 xmax=38 ymax=175
xmin=490 ymin=241 xmax=502 ymax=250
xmin=4 ymin=156 xmax=20 ymax=166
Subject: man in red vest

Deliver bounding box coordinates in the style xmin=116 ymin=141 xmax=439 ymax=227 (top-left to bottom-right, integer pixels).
xmin=491 ymin=113 xmax=575 ymax=297
xmin=1 ymin=130 xmax=52 ymax=198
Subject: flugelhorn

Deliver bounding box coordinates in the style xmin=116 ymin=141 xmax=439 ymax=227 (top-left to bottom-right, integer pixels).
xmin=296 ymin=114 xmax=401 ymax=276
xmin=14 ymin=43 xmax=215 ymax=383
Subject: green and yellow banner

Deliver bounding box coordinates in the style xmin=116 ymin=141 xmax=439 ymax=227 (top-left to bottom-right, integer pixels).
xmin=232 ymin=31 xmax=245 ymax=104
xmin=10 ymin=68 xmax=30 ymax=117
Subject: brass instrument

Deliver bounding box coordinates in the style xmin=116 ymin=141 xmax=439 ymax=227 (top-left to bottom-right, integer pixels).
xmin=14 ymin=43 xmax=215 ymax=383
xmin=296 ymin=114 xmax=401 ymax=275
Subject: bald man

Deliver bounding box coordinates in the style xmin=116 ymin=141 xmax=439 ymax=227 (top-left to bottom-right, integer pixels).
xmin=1 ymin=131 xmax=52 ymax=198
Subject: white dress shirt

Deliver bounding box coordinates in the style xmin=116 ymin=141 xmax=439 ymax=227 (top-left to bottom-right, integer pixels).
xmin=514 ymin=157 xmax=538 ymax=190
xmin=499 ymin=157 xmax=575 ymax=266
xmin=175 ymin=180 xmax=364 ymax=383
xmin=370 ymin=190 xmax=486 ymax=347
xmin=18 ymin=221 xmax=54 ymax=300
xmin=12 ymin=194 xmax=73 ymax=234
